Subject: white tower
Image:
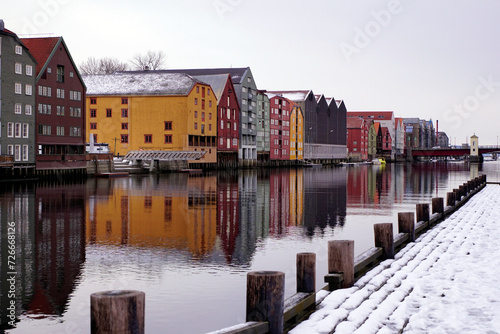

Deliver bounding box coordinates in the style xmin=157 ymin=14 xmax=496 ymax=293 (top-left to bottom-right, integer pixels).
xmin=470 ymin=134 xmax=479 ymax=157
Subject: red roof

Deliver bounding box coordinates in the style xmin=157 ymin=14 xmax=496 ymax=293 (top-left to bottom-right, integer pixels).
xmin=346 ymin=117 xmax=364 ymax=129
xmin=21 ymin=37 xmax=61 ymax=76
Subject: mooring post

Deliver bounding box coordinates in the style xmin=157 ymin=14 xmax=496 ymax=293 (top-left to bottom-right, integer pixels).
xmin=416 ymin=203 xmax=429 ymax=223
xmin=297 ymin=253 xmax=316 ymax=293
xmin=459 ymin=185 xmax=465 ymax=198
xmin=326 ymin=240 xmax=354 ymax=289
xmin=446 ymin=192 xmax=455 ymax=207
xmin=453 ymin=188 xmax=461 ymax=202
xmin=398 ymin=212 xmax=415 ymax=242
xmin=432 ymin=197 xmax=444 ymax=214
xmin=246 ymin=271 xmax=285 ymax=334
xmin=374 ymin=223 xmax=394 ymax=259
xmin=90 ymin=290 xmax=145 ymax=334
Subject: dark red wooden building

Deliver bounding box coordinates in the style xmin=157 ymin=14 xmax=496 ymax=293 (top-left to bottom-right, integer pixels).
xmin=21 ymin=37 xmax=86 ymax=172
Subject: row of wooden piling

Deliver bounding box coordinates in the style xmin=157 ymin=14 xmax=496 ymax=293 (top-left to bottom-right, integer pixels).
xmin=89 ymin=175 xmax=486 ymax=334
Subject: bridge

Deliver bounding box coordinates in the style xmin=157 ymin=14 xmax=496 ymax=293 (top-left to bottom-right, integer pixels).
xmin=411 ymin=146 xmax=500 ymax=158
xmin=124 ymin=150 xmax=206 ymax=161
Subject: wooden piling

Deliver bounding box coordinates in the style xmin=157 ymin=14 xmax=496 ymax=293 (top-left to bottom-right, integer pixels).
xmin=432 ymin=197 xmax=444 ymax=214
xmin=453 ymin=188 xmax=461 ymax=201
xmin=90 ymin=290 xmax=145 ymax=334
xmin=246 ymin=271 xmax=285 ymax=334
xmin=459 ymin=185 xmax=465 ymax=198
xmin=398 ymin=212 xmax=415 ymax=242
xmin=446 ymin=192 xmax=455 ymax=207
xmin=297 ymin=253 xmax=316 ymax=293
xmin=374 ymin=223 xmax=394 ymax=259
xmin=327 ymin=240 xmax=354 ymax=288
xmin=416 ymin=203 xmax=429 ymax=223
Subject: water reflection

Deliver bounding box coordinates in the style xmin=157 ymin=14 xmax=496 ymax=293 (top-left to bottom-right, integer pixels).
xmin=0 ymin=161 xmax=497 ymax=333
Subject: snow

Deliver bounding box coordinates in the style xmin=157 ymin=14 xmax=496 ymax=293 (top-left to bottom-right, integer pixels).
xmin=291 ymin=185 xmax=500 ymax=334
xmin=83 ymin=72 xmax=196 ymax=96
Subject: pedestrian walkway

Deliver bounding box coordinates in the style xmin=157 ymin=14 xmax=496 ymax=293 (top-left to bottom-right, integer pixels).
xmin=291 ymin=185 xmax=500 ymax=334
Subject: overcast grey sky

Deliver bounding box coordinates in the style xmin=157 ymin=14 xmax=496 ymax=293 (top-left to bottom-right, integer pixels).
xmin=4 ymin=0 xmax=500 ymax=145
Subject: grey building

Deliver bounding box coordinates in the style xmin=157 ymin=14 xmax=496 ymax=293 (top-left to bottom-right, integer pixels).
xmin=437 ymin=131 xmax=449 ymax=148
xmin=256 ymin=90 xmax=270 ymax=161
xmin=0 ymin=21 xmax=37 ymax=165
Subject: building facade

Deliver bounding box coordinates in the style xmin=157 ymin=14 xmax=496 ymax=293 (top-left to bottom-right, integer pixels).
xmin=267 ymin=94 xmax=291 ymax=160
xmin=21 ymin=37 xmax=87 ymax=171
xmin=0 ymin=21 xmax=37 ymax=166
xmin=289 ymin=105 xmax=304 ymax=161
xmin=346 ymin=117 xmax=369 ymax=161
xmin=256 ymin=90 xmax=270 ymax=162
xmin=84 ymin=72 xmax=218 ymax=166
xmin=348 ymin=111 xmax=395 ymax=160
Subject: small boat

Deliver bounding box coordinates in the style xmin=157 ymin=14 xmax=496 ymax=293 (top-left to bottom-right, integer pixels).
xmin=372 ymin=158 xmax=386 ymax=165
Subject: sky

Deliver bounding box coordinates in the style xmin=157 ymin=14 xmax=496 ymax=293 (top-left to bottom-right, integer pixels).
xmin=289 ymin=183 xmax=500 ymax=334
xmin=3 ymin=0 xmax=500 ymax=145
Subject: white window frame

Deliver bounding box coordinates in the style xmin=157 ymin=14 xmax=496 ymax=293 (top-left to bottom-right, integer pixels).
xmin=22 ymin=123 xmax=29 ymax=138
xmin=22 ymin=145 xmax=29 ymax=161
xmin=15 ymin=83 xmax=22 ymax=94
xmin=25 ymin=84 xmax=32 ymax=96
xmin=15 ymin=103 xmax=22 ymax=114
xmin=15 ymin=123 xmax=21 ymax=138
xmin=7 ymin=123 xmax=14 ymax=138
xmin=14 ymin=145 xmax=21 ymax=161
xmin=15 ymin=63 xmax=22 ymax=74
xmin=26 ymin=65 xmax=33 ymax=76
xmin=25 ymin=105 xmax=32 ymax=115
xmin=7 ymin=145 xmax=14 ymax=156
xmin=15 ymin=45 xmax=22 ymax=55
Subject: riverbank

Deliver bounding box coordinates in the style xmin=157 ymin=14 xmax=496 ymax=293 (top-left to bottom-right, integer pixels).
xmin=291 ymin=184 xmax=500 ymax=333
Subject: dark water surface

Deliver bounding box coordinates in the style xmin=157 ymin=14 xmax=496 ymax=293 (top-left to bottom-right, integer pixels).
xmin=1 ymin=161 xmax=499 ymax=333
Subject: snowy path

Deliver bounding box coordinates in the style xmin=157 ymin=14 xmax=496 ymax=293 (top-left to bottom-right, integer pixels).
xmin=291 ymin=185 xmax=500 ymax=334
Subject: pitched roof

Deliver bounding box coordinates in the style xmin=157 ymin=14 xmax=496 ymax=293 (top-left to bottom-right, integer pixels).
xmin=265 ymin=90 xmax=312 ymax=102
xmin=83 ymin=72 xmax=201 ymax=96
xmin=347 ymin=117 xmax=364 ymax=129
xmin=21 ymin=37 xmax=60 ymax=76
xmin=155 ymin=68 xmax=250 ymax=85
xmin=349 ymin=111 xmax=394 ymax=119
xmin=193 ymin=73 xmax=230 ymax=101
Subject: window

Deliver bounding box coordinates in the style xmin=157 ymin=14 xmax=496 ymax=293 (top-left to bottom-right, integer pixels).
xmin=15 ymin=123 xmax=21 ymax=138
xmin=22 ymin=145 xmax=28 ymax=161
xmin=164 ymin=134 xmax=172 ymax=143
xmin=121 ymin=97 xmax=128 ymax=104
xmin=57 ymin=65 xmax=64 ymax=83
xmin=220 ymin=120 xmax=224 ymax=129
xmin=22 ymin=124 xmax=29 ymax=138
xmin=7 ymin=145 xmax=13 ymax=156
xmin=15 ymin=104 xmax=22 ymax=114
xmin=56 ymin=126 xmax=64 ymax=136
xmin=194 ymin=110 xmax=197 ymax=118
xmin=15 ymin=63 xmax=22 ymax=74
xmin=25 ymin=84 xmax=32 ymax=96
xmin=201 ymin=124 xmax=205 ymax=134
xmin=15 ymin=83 xmax=22 ymax=94
xmin=106 ymin=109 xmax=112 ymax=117
xmin=14 ymin=145 xmax=21 ymax=162
xmin=202 ymin=112 xmax=205 ymax=121
xmin=209 ymin=100 xmax=212 ymax=108
xmin=70 ymin=71 xmax=74 ymax=78
xmin=15 ymin=45 xmax=22 ymax=55
xmin=144 ymin=134 xmax=152 ymax=143
xmin=195 ymin=98 xmax=198 ymax=105
xmin=202 ymin=100 xmax=205 ymax=110
xmin=38 ymin=124 xmax=51 ymax=135
xmin=121 ymin=123 xmax=128 ymax=130
xmin=209 ymin=113 xmax=212 ymax=120
xmin=194 ymin=123 xmax=197 ymax=130
xmin=25 ymin=105 xmax=32 ymax=115
xmin=90 ymin=98 xmax=97 ymax=104
xmin=27 ymin=65 xmax=33 ymax=76
xmin=56 ymin=106 xmax=65 ymax=116
xmin=121 ymin=134 xmax=128 ymax=143
xmin=90 ymin=123 xmax=97 ymax=130
xmin=56 ymin=88 xmax=64 ymax=99
xmin=196 ymin=86 xmax=199 ymax=93
xmin=208 ymin=88 xmax=211 ymax=96
xmin=7 ymin=123 xmax=14 ymax=137
xmin=202 ymin=87 xmax=205 ymax=97
xmin=164 ymin=121 xmax=172 ymax=130
xmin=209 ymin=124 xmax=212 ymax=131
xmin=90 ymin=109 xmax=97 ymax=118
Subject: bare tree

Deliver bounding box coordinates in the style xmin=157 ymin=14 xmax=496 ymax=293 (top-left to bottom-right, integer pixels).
xmin=79 ymin=57 xmax=129 ymax=75
xmin=130 ymin=50 xmax=167 ymax=71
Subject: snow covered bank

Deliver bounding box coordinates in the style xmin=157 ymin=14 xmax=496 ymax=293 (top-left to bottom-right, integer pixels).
xmin=291 ymin=185 xmax=500 ymax=334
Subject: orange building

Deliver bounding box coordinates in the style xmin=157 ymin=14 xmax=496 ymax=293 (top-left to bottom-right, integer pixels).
xmin=290 ymin=104 xmax=304 ymax=160
xmin=83 ymin=72 xmax=218 ymax=165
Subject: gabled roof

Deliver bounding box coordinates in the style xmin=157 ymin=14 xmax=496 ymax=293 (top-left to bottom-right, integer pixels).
xmin=21 ymin=37 xmax=59 ymax=76
xmin=157 ymin=67 xmax=251 ymax=85
xmin=349 ymin=111 xmax=394 ymax=120
xmin=193 ymin=73 xmax=230 ymax=101
xmin=373 ymin=122 xmax=381 ymax=133
xmin=0 ymin=23 xmax=38 ymax=65
xmin=83 ymin=72 xmax=202 ymax=96
xmin=265 ymin=90 xmax=313 ymax=102
xmin=21 ymin=36 xmax=86 ymax=89
xmin=347 ymin=117 xmax=364 ymax=129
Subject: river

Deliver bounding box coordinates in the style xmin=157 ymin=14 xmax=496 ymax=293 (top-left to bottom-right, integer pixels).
xmin=1 ymin=161 xmax=499 ymax=333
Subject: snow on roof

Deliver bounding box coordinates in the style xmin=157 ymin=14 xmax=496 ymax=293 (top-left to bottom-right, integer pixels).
xmin=290 ymin=185 xmax=500 ymax=334
xmin=266 ymin=90 xmax=311 ymax=102
xmin=84 ymin=72 xmax=198 ymax=96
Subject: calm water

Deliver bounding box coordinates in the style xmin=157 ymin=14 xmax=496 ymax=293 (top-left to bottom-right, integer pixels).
xmin=1 ymin=161 xmax=499 ymax=333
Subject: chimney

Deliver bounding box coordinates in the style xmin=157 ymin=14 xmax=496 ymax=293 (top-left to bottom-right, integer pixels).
xmin=0 ymin=19 xmax=5 ymax=31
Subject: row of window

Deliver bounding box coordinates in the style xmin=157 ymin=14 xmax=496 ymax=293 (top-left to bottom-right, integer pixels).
xmin=38 ymin=125 xmax=81 ymax=136
xmin=193 ymin=110 xmax=212 ymax=120
xmin=117 ymin=134 xmax=173 ymax=144
xmin=6 ymin=123 xmax=30 ymax=138
xmin=89 ymin=109 xmax=129 ymax=118
xmin=14 ymin=83 xmax=33 ymax=96
xmin=37 ymin=104 xmax=82 ymax=117
xmin=220 ymin=120 xmax=238 ymax=131
xmin=14 ymin=104 xmax=33 ymax=115
xmin=3 ymin=144 xmax=29 ymax=162
xmin=14 ymin=63 xmax=33 ymax=76
xmin=220 ymin=107 xmax=237 ymax=120
xmin=271 ymin=119 xmax=290 ymax=127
